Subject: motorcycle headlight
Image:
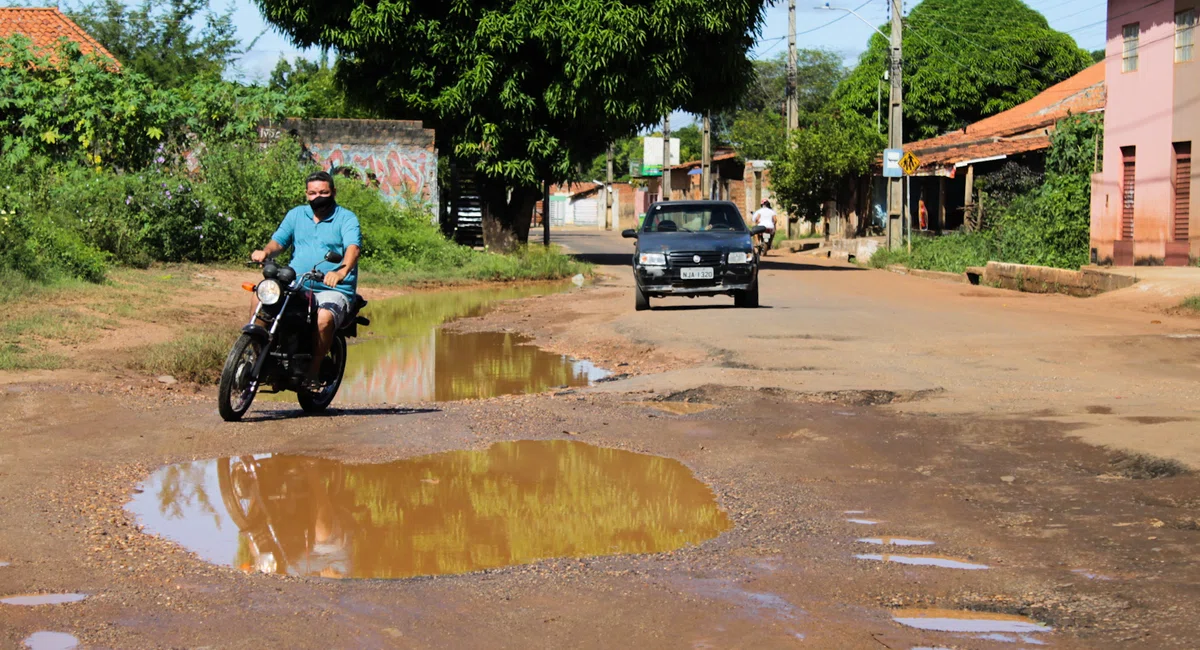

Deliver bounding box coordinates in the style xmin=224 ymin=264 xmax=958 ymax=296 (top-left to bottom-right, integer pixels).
xmin=728 ymin=251 xmax=751 ymax=264
xmin=255 ymin=279 xmax=282 ymax=305
xmin=638 ymin=252 xmax=667 ymax=266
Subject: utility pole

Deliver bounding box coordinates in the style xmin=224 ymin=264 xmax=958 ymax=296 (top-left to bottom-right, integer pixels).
xmin=701 ymin=113 xmax=712 ymax=199
xmin=786 ymin=0 xmax=798 ymax=135
xmin=661 ymin=114 xmax=672 ymax=200
xmin=605 ymin=144 xmax=614 ymax=230
xmin=886 ymin=0 xmax=904 ymax=251
xmin=542 ymin=180 xmax=550 ymax=247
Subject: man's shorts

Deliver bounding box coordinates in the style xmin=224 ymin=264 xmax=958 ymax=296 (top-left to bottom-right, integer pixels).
xmin=314 ymin=291 xmax=351 ymax=330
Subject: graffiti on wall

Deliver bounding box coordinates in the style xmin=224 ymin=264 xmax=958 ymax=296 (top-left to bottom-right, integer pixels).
xmin=308 ymin=143 xmax=439 ymax=211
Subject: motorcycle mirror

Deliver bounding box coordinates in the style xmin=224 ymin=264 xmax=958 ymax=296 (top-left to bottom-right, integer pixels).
xmin=324 ymin=251 xmax=343 ymax=264
xmin=276 ymin=266 xmax=297 ymax=285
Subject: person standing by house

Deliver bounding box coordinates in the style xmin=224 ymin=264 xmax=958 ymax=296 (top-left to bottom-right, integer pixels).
xmin=752 ymin=199 xmax=778 ymax=256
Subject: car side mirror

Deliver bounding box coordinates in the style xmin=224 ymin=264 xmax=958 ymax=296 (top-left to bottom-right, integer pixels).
xmin=750 ymin=225 xmax=768 ymax=235
xmin=324 ymin=250 xmax=344 ymax=264
xmin=621 ymin=229 xmax=638 ymax=239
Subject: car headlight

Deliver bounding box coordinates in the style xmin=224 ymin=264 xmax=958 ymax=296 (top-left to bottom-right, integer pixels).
xmin=728 ymin=251 xmax=751 ymax=264
xmin=638 ymin=252 xmax=667 ymax=266
xmin=255 ymin=279 xmax=282 ymax=305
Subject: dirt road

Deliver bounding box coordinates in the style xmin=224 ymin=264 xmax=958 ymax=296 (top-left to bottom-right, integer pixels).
xmin=2 ymin=231 xmax=1199 ymax=649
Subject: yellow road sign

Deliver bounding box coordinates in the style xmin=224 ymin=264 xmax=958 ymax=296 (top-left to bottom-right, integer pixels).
xmin=899 ymin=151 xmax=921 ymax=175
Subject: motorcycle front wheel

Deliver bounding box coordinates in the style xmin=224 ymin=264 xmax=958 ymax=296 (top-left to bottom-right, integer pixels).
xmin=218 ymin=334 xmax=264 ymax=422
xmin=297 ymin=335 xmax=347 ymax=413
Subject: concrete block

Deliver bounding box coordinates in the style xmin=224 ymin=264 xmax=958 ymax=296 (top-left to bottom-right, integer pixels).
xmin=981 ymin=262 xmax=1138 ymax=297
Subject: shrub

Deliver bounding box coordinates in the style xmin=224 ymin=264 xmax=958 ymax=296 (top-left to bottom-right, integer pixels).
xmin=0 ymin=179 xmax=108 ymax=283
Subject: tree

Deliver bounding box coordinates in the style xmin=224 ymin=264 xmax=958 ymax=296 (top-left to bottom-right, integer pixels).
xmin=834 ymin=0 xmax=1092 ymax=141
xmin=68 ymin=0 xmax=247 ymax=87
xmin=269 ymin=54 xmax=379 ymax=119
xmin=729 ymin=111 xmax=785 ymax=161
xmin=769 ymin=111 xmax=883 ymax=221
xmin=254 ymin=0 xmax=768 ymax=249
xmin=717 ymin=50 xmax=847 ymax=162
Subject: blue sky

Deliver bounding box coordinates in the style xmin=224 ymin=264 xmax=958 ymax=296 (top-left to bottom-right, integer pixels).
xmin=226 ymin=0 xmax=1109 ymax=83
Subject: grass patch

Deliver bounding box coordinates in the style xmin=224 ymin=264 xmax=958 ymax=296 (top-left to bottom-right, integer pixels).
xmin=131 ymin=329 xmax=231 ymax=384
xmin=1109 ymin=452 xmax=1191 ymax=479
xmin=1180 ymin=296 xmax=1200 ymax=312
xmin=868 ymin=232 xmax=995 ymax=274
xmin=0 ymin=343 xmax=66 ymax=371
xmin=365 ymin=245 xmax=592 ymax=286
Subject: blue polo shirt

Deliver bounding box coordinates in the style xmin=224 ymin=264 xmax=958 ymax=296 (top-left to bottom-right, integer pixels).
xmin=270 ymin=204 xmax=362 ymax=298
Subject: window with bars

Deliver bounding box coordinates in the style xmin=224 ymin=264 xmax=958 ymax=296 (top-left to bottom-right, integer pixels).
xmin=1178 ymin=9 xmax=1196 ymax=63
xmin=1123 ymin=23 xmax=1140 ymax=72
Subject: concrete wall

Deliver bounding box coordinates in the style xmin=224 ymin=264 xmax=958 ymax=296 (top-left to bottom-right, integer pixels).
xmin=1092 ymin=0 xmax=1187 ymax=262
xmin=267 ymin=119 xmax=438 ymax=216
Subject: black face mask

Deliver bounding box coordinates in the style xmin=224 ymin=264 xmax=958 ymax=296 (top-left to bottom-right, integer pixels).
xmin=309 ymin=195 xmax=335 ymax=212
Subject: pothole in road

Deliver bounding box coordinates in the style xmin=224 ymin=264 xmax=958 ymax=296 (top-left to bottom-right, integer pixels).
xmin=127 ymin=440 xmax=730 ymax=580
xmin=892 ymin=608 xmax=1052 ymax=635
xmin=23 ymin=632 xmax=80 ymax=650
xmin=265 ymin=284 xmax=609 ymax=405
xmin=0 ymin=594 xmax=87 ymax=606
xmin=855 ymin=554 xmax=989 ymax=570
xmin=857 ymin=537 xmax=936 ymax=547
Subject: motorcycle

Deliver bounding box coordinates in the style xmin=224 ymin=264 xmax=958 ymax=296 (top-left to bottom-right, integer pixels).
xmin=754 ymin=229 xmax=774 ymax=258
xmin=217 ymin=251 xmax=370 ymax=421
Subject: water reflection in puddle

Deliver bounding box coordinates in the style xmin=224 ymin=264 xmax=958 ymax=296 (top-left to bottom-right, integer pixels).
xmin=646 ymin=402 xmax=718 ymax=416
xmin=892 ymin=609 xmax=1052 ymax=634
xmin=23 ymin=632 xmax=80 ymax=650
xmin=0 ymin=561 xmax=9 ymax=567
xmin=127 ymin=441 xmax=730 ymax=580
xmin=1071 ymin=568 xmax=1113 ymax=580
xmin=270 ymin=284 xmax=608 ymax=404
xmin=855 ymin=554 xmax=989 ymax=570
xmin=857 ymin=537 xmax=935 ymax=547
xmin=1 ymin=594 xmax=87 ymax=606
xmin=846 ymin=518 xmax=882 ymax=525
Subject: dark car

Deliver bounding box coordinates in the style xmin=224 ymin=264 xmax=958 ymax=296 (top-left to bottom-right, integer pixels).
xmin=622 ymin=200 xmax=767 ymax=311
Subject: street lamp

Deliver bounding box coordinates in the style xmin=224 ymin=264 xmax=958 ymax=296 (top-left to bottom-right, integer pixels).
xmin=815 ymin=3 xmax=888 ymax=40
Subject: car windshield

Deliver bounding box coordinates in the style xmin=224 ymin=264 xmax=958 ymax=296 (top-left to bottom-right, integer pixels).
xmin=642 ymin=204 xmax=746 ymax=233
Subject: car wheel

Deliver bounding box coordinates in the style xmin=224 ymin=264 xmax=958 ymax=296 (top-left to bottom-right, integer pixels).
xmin=635 ymin=283 xmax=650 ymax=311
xmin=736 ymin=280 xmax=759 ymax=308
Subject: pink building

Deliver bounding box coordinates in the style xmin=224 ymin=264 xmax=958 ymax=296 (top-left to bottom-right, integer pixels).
xmin=1092 ymin=0 xmax=1198 ymax=265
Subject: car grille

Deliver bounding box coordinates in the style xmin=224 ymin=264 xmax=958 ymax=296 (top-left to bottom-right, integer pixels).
xmin=667 ymin=251 xmax=723 ymax=267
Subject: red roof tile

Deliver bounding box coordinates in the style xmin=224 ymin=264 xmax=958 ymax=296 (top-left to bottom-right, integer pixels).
xmin=0 ymin=7 xmax=119 ymax=67
xmin=901 ymin=62 xmax=1104 ymax=172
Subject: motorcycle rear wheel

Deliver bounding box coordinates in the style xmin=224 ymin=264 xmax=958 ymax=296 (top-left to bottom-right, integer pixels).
xmin=298 ymin=335 xmax=347 ymax=413
xmin=218 ymin=334 xmax=263 ymax=422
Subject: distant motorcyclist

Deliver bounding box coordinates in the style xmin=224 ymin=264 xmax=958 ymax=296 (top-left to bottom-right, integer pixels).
xmin=751 ymin=199 xmax=778 ymax=256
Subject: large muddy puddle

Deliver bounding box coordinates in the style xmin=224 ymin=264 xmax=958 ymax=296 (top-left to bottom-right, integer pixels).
xmin=127 ymin=441 xmax=730 ymax=579
xmin=270 ymin=284 xmax=607 ymax=404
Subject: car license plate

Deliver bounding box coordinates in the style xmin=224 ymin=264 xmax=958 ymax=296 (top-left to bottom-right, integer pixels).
xmin=680 ymin=267 xmax=714 ymax=280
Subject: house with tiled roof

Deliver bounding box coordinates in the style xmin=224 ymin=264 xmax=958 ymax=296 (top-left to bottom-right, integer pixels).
xmin=0 ymin=7 xmax=119 ymax=67
xmin=878 ymin=63 xmax=1106 ymax=233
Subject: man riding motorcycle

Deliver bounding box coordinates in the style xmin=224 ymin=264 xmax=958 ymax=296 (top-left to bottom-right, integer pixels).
xmin=250 ymin=171 xmax=362 ymax=392
xmin=751 ymin=199 xmax=777 ymax=257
